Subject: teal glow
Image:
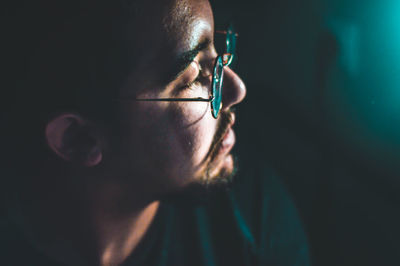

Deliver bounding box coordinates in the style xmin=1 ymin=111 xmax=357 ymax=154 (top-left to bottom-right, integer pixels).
xmin=322 ymin=0 xmax=400 ymax=168
xmin=326 ymin=20 xmax=359 ymax=77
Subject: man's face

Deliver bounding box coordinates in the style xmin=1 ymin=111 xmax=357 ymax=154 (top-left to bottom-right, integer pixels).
xmin=112 ymin=0 xmax=246 ymax=195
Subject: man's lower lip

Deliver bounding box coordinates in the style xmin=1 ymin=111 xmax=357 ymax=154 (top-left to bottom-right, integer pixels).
xmin=218 ymin=128 xmax=235 ymax=154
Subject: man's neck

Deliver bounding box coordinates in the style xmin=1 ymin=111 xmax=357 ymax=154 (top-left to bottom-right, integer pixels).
xmin=92 ymin=200 xmax=160 ymax=266
xmin=13 ymin=177 xmax=160 ymax=266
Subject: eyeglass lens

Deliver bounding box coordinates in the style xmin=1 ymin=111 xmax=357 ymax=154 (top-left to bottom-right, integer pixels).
xmin=212 ymin=56 xmax=224 ymax=118
xmin=211 ymin=24 xmax=237 ymax=118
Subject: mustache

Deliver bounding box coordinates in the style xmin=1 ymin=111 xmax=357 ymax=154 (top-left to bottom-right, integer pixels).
xmin=206 ymin=109 xmax=234 ymax=162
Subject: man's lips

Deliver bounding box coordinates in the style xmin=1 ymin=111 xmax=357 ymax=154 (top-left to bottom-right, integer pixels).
xmin=220 ymin=128 xmax=235 ymax=150
xmin=207 ymin=111 xmax=237 ymax=163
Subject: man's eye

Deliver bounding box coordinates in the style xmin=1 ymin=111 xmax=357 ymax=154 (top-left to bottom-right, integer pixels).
xmin=180 ymin=62 xmax=211 ymax=92
xmin=185 ymin=65 xmax=207 ymax=90
xmin=186 ymin=75 xmax=202 ymax=89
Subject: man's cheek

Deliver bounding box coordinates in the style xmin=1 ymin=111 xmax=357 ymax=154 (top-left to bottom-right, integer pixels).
xmin=176 ymin=102 xmax=210 ymax=126
xmin=167 ymin=104 xmax=216 ymax=162
xmin=189 ymin=124 xmax=216 ymax=165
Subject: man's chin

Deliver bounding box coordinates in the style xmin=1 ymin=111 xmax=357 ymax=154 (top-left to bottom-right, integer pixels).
xmin=193 ymin=152 xmax=239 ymax=192
xmin=159 ymin=154 xmax=238 ymax=206
xmin=204 ymin=154 xmax=235 ymax=185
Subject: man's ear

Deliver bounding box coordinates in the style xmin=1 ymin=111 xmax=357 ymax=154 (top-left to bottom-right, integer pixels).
xmin=45 ymin=113 xmax=103 ymax=167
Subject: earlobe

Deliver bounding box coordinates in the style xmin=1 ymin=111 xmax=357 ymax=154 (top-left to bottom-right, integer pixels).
xmin=45 ymin=113 xmax=103 ymax=167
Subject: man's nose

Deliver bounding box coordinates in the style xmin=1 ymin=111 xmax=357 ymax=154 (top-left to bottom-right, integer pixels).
xmin=221 ymin=67 xmax=247 ymax=111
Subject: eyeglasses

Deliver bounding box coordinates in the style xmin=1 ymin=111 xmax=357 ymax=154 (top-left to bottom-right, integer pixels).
xmin=132 ymin=24 xmax=238 ymax=119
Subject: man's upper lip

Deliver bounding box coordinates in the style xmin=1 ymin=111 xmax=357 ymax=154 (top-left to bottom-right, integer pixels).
xmin=223 ymin=112 xmax=236 ymax=137
xmin=229 ymin=112 xmax=236 ymax=128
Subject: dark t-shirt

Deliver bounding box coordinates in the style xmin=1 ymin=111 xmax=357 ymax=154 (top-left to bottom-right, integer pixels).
xmin=1 ymin=164 xmax=310 ymax=266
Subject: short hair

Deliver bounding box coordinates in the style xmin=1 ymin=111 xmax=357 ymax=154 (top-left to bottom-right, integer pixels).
xmin=1 ymin=0 xmax=142 ymax=201
xmin=5 ymin=0 xmax=144 ymax=119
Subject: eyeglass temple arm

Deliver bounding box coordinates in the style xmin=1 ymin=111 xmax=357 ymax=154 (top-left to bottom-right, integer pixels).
xmin=216 ymin=30 xmax=239 ymax=37
xmin=117 ymin=96 xmax=214 ymax=102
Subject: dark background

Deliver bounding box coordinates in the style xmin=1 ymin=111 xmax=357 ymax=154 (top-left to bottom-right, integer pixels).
xmin=212 ymin=0 xmax=400 ymax=265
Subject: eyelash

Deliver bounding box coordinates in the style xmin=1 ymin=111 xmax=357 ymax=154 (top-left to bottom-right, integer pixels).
xmin=186 ymin=74 xmax=202 ymax=89
xmin=185 ymin=68 xmax=203 ymax=89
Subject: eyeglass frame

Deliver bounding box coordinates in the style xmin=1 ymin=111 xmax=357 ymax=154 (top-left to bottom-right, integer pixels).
xmin=125 ymin=25 xmax=238 ymax=119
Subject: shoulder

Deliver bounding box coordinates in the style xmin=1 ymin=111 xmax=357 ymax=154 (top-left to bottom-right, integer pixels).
xmin=0 ymin=217 xmax=55 ymax=265
xmin=229 ymin=161 xmax=311 ymax=266
xmin=0 ymin=218 xmax=25 ymax=262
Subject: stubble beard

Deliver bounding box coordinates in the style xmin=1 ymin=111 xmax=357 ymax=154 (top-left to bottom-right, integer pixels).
xmin=197 ymin=109 xmax=237 ymax=187
xmin=158 ymin=110 xmax=239 ymax=205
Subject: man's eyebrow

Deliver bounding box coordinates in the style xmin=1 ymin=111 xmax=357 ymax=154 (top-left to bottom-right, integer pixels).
xmin=166 ymin=38 xmax=212 ymax=83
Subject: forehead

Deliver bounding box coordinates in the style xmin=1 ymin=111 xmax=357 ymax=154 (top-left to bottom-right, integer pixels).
xmin=162 ymin=0 xmax=214 ymax=52
xmin=124 ymin=0 xmax=214 ymax=87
